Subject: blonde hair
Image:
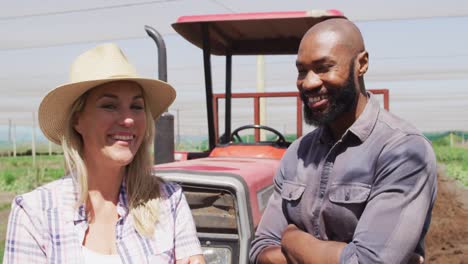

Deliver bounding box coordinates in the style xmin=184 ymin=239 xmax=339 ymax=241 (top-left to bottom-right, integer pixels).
xmin=62 ymin=81 xmax=161 ymax=237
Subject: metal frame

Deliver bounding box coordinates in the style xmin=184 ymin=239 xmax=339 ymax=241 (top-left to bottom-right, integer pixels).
xmin=176 ymin=11 xmax=346 ymax=151
xmin=213 ymin=89 xmax=390 ymax=144
xmin=201 ymin=24 xmax=216 ymax=150
xmin=213 ymin=92 xmax=302 ymax=143
xmin=368 ymin=89 xmax=390 ymax=110
xmin=176 ymin=11 xmax=390 ymax=152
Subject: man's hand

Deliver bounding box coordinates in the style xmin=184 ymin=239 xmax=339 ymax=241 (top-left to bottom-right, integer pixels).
xmin=281 ymin=224 xmax=346 ymax=264
xmin=408 ymin=254 xmax=424 ymax=264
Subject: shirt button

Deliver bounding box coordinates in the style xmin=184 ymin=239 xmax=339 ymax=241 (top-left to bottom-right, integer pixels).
xmin=319 ymin=192 xmax=324 ymax=198
xmin=345 ymin=192 xmax=350 ymax=201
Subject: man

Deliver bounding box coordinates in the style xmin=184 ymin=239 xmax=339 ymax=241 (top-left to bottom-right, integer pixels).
xmin=249 ymin=18 xmax=437 ymax=264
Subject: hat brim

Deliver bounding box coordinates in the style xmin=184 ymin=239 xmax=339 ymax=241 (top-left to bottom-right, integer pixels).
xmin=39 ymin=77 xmax=176 ymax=145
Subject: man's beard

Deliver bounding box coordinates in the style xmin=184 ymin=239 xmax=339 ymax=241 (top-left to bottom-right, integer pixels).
xmin=302 ymin=64 xmax=357 ymax=127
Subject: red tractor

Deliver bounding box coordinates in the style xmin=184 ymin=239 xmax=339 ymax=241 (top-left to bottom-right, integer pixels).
xmin=148 ymin=10 xmax=389 ymax=263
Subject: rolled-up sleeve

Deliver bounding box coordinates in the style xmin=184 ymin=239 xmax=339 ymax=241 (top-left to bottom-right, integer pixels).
xmin=340 ymin=135 xmax=437 ymax=264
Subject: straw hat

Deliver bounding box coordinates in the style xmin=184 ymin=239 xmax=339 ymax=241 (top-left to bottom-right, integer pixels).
xmin=39 ymin=43 xmax=176 ymax=145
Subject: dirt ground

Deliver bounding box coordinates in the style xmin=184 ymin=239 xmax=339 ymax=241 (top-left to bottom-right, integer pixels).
xmin=0 ymin=167 xmax=467 ymax=263
xmin=0 ymin=192 xmax=14 ymax=259
xmin=425 ymin=167 xmax=468 ymax=264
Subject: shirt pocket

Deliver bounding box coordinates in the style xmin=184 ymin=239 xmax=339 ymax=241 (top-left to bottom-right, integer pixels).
xmin=324 ymin=183 xmax=371 ymax=241
xmin=146 ymin=221 xmax=175 ymax=263
xmin=147 ymin=238 xmax=174 ymax=263
xmin=281 ymin=180 xmax=306 ymax=201
xmin=328 ymin=183 xmax=371 ymax=204
xmin=148 ymin=249 xmax=174 ymax=263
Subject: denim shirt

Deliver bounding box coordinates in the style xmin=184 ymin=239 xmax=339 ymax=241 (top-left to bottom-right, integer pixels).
xmin=250 ymin=94 xmax=437 ymax=264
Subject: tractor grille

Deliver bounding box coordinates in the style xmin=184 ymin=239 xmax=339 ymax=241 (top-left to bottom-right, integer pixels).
xmin=183 ymin=186 xmax=238 ymax=233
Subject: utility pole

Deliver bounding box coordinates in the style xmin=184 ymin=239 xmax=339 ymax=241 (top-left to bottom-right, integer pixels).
xmin=32 ymin=112 xmax=36 ymax=167
xmin=257 ymin=55 xmax=266 ymax=141
xmin=8 ymin=119 xmax=11 ymax=157
xmin=177 ymin=108 xmax=180 ymax=147
xmin=8 ymin=119 xmax=11 ymax=141
xmin=450 ymin=132 xmax=453 ymax=148
xmin=12 ymin=123 xmax=16 ymax=157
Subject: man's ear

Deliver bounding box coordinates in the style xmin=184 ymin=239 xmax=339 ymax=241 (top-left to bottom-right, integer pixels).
xmin=357 ymin=51 xmax=369 ymax=76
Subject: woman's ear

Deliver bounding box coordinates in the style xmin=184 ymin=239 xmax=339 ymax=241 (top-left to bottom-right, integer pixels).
xmin=73 ymin=112 xmax=82 ymax=134
xmin=357 ymin=51 xmax=369 ymax=77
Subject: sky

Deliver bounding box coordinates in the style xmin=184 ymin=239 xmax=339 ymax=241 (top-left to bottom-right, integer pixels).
xmin=0 ymin=0 xmax=467 ymax=144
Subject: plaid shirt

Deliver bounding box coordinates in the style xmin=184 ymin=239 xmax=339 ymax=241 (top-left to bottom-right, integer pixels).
xmin=3 ymin=176 xmax=202 ymax=263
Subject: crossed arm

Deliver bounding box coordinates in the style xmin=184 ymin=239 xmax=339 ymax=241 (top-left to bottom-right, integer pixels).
xmin=257 ymin=225 xmax=424 ymax=264
xmin=251 ymin=136 xmax=437 ymax=264
xmin=257 ymin=225 xmax=345 ymax=264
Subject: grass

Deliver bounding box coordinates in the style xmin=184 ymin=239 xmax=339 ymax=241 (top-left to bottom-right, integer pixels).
xmin=433 ymin=145 xmax=468 ymax=187
xmin=0 ymin=155 xmax=65 ymax=194
xmin=0 ymin=154 xmax=65 ymax=261
xmin=2 ymin=136 xmax=465 ymax=193
xmin=431 ymin=134 xmax=468 ymax=187
xmin=0 ymin=201 xmax=10 ymax=260
xmin=176 ymin=140 xmax=209 ymax=152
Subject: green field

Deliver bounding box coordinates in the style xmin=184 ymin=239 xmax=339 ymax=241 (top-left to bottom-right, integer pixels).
xmin=431 ymin=134 xmax=468 ymax=187
xmin=0 ymin=154 xmax=65 ymax=260
xmin=0 ymin=155 xmax=65 ymax=194
xmin=433 ymin=145 xmax=468 ymax=186
xmin=1 ymin=142 xmax=466 ymax=195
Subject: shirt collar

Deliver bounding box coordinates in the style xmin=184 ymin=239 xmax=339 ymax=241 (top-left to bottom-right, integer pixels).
xmin=348 ymin=92 xmax=380 ymax=143
xmin=117 ymin=179 xmax=129 ymax=217
xmin=317 ymin=92 xmax=380 ymax=145
xmin=73 ymin=178 xmax=129 ymax=224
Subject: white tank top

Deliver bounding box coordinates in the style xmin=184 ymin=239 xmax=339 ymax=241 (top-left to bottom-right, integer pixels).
xmin=82 ymin=246 xmax=123 ymax=264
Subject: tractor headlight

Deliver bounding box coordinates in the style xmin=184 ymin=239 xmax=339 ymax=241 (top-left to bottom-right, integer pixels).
xmin=202 ymin=246 xmax=231 ymax=264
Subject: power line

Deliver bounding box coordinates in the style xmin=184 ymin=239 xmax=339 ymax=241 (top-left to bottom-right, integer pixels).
xmin=354 ymin=14 xmax=468 ymax=23
xmin=0 ymin=0 xmax=174 ymax=20
xmin=372 ymin=54 xmax=468 ymax=60
xmin=2 ymin=3 xmax=467 ymax=22
xmin=167 ymin=54 xmax=468 ymax=69
xmin=1 ymin=69 xmax=466 ymax=88
xmin=0 ymin=33 xmax=180 ymax=52
xmin=211 ymin=0 xmax=236 ymax=13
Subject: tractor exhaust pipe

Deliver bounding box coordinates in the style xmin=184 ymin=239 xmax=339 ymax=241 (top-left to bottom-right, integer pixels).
xmin=145 ymin=25 xmax=175 ymax=164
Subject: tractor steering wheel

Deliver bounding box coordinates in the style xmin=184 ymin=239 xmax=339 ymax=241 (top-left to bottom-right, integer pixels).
xmin=230 ymin=124 xmax=287 ymax=144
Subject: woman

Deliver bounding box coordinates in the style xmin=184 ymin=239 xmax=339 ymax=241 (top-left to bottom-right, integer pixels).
xmin=4 ymin=43 xmax=205 ymax=264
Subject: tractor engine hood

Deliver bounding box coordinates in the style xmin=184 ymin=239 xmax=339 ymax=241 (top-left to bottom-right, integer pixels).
xmin=153 ymin=156 xmax=280 ymax=227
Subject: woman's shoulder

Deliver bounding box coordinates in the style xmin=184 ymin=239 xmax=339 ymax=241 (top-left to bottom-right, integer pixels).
xmin=14 ymin=176 xmax=75 ymax=211
xmin=158 ymin=180 xmax=182 ymax=200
